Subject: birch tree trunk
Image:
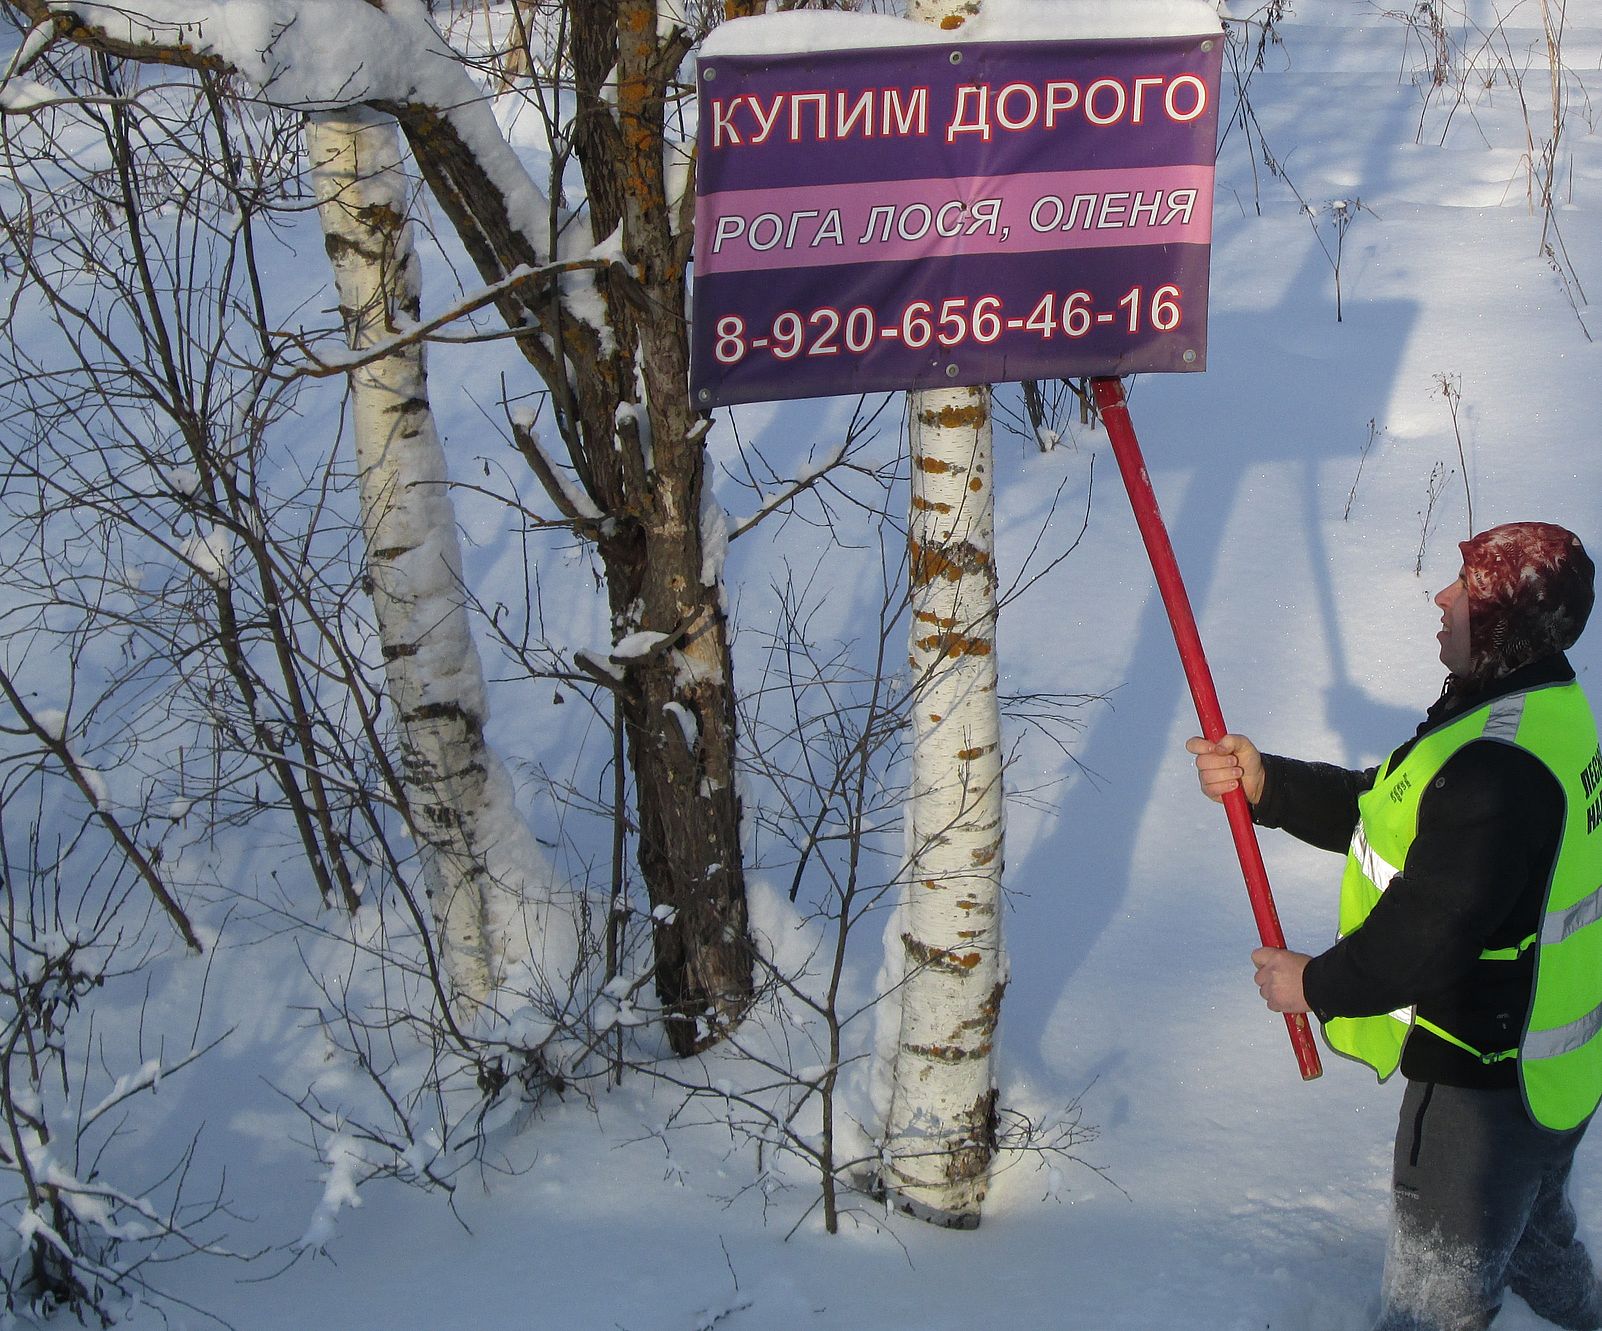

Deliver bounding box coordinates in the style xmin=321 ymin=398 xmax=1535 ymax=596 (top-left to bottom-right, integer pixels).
xmin=881 ymin=384 xmax=1006 ymax=1227
xmin=307 ymin=108 xmax=560 ymax=1012
xmin=879 ymin=0 xmax=1004 ymax=1233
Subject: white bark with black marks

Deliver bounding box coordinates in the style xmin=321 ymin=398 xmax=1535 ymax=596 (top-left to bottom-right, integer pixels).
xmin=878 ymin=0 xmax=1007 ymax=1230
xmin=882 ymin=379 xmax=1005 ymax=1228
xmin=307 ymin=108 xmax=562 ymax=1012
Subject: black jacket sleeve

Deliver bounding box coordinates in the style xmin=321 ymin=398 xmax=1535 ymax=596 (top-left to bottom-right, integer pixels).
xmin=1300 ymin=741 xmax=1561 ymax=1023
xmin=1250 ymin=753 xmax=1375 ymax=854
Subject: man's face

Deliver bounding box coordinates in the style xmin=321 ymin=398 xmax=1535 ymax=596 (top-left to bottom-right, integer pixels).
xmin=1435 ymin=570 xmax=1472 ymax=674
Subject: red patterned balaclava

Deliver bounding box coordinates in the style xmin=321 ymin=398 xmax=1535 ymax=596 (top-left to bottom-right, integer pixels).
xmin=1458 ymin=522 xmax=1595 ymax=682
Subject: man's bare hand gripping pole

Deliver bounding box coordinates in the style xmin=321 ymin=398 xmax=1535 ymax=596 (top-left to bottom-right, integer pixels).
xmin=1092 ymin=378 xmax=1322 ymax=1080
xmin=1185 ymin=734 xmax=1316 ymax=1015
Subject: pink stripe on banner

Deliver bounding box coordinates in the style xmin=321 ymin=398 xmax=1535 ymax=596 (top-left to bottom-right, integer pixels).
xmin=696 ymin=165 xmax=1214 ymax=276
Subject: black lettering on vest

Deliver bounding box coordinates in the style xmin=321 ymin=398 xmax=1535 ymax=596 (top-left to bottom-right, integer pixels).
xmin=1582 ymin=746 xmax=1602 ymax=800
xmin=1389 ymin=771 xmax=1413 ymax=805
xmin=1588 ymin=795 xmax=1602 ymax=835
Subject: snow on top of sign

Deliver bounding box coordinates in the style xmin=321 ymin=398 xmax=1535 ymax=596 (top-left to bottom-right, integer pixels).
xmin=699 ymin=0 xmax=1222 ymax=58
xmin=701 ymin=12 xmax=947 ymax=56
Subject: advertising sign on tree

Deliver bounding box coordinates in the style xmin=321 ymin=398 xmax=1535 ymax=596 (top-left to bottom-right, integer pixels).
xmin=692 ymin=33 xmax=1223 ymax=408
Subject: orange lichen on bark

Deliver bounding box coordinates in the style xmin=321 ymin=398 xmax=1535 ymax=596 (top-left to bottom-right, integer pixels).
xmin=910 ymin=539 xmax=992 ymax=585
xmin=914 ymin=631 xmax=993 ymax=657
xmin=920 ymin=403 xmax=987 ymax=430
xmin=905 ymin=1041 xmax=993 ymax=1063
xmin=902 ymin=936 xmax=986 ymax=974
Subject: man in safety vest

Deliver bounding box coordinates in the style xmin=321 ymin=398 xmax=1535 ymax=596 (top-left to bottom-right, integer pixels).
xmin=1189 ymin=521 xmax=1602 ymax=1331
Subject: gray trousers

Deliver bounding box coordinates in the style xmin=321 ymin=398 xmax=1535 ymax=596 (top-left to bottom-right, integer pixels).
xmin=1374 ymin=1080 xmax=1602 ymax=1331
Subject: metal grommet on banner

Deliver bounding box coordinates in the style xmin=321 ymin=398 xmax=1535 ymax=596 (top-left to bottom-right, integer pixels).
xmin=948 ymin=50 xmax=962 ymax=65
xmin=1202 ymin=40 xmax=1214 ymax=51
xmin=1182 ymin=349 xmax=1197 ymax=364
xmin=702 ymin=66 xmax=716 ymax=81
xmin=698 ymin=389 xmax=711 ymax=402
xmin=944 ymin=364 xmax=959 ymax=378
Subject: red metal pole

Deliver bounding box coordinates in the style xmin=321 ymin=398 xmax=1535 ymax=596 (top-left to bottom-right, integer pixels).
xmin=1091 ymin=376 xmax=1322 ymax=1081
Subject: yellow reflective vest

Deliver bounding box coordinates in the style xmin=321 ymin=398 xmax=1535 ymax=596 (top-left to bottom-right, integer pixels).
xmin=1325 ymin=680 xmax=1602 ymax=1130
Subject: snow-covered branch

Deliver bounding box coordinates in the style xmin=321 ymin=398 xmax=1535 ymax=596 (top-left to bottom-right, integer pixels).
xmin=285 ymin=255 xmax=627 ymax=381
xmin=726 ymin=442 xmax=851 ymax=542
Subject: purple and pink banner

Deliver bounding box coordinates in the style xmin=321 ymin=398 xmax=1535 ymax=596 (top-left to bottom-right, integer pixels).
xmin=691 ymin=33 xmax=1222 ymax=408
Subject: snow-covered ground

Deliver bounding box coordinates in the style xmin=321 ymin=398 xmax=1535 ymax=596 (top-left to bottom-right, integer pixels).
xmin=9 ymin=0 xmax=1602 ymax=1327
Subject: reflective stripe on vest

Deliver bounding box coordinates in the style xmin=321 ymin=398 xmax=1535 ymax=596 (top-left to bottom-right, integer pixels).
xmin=1543 ymin=883 xmax=1602 ymax=948
xmin=1323 ymin=681 xmax=1602 ymax=1130
xmin=1524 ymin=1006 xmax=1602 ymax=1062
xmin=1347 ymin=825 xmax=1401 ymax=901
xmin=1482 ymin=691 xmax=1528 ymax=743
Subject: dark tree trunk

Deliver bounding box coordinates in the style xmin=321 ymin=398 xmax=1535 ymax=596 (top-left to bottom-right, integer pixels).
xmin=572 ymin=0 xmax=753 ymax=1052
xmin=598 ymin=519 xmax=751 ymax=1054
